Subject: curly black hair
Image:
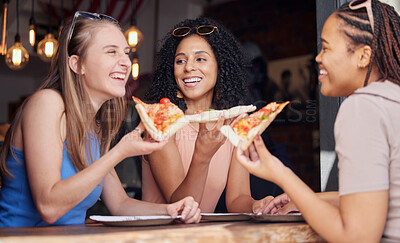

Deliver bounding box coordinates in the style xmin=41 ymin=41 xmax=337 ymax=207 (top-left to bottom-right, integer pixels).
xmin=145 ymin=17 xmax=248 ymax=111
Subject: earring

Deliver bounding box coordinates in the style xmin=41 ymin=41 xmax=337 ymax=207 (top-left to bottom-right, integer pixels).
xmin=177 ymin=90 xmax=184 ymax=98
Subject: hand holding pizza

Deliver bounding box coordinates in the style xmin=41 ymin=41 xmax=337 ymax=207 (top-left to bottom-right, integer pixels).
xmin=194 ymin=115 xmax=230 ymax=159
xmin=133 ymin=96 xmax=189 ymax=141
xmin=235 ymin=135 xmax=287 ymax=184
xmin=116 ymin=122 xmax=168 ymax=158
xmin=221 ymin=102 xmax=289 ymax=150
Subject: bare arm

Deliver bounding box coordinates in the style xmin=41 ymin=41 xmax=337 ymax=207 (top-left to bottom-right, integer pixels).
xmin=100 ymin=169 xmax=201 ymax=223
xmin=21 ymin=90 xmax=167 ymax=224
xmin=262 ymin=187 xmax=339 ymax=215
xmin=236 ymin=136 xmax=388 ymax=242
xmin=226 ymin=148 xmax=274 ymax=213
xmin=225 ymin=149 xmax=253 ymax=212
xmin=147 ymin=116 xmax=228 ymax=205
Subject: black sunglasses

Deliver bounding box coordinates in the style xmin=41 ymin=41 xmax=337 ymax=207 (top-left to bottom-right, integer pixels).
xmin=172 ymin=25 xmax=218 ymax=37
xmin=67 ymin=11 xmax=118 ymax=43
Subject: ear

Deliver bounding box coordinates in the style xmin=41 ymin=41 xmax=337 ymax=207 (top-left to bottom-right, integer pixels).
xmin=68 ymin=55 xmax=85 ymax=75
xmin=357 ymin=45 xmax=372 ymax=68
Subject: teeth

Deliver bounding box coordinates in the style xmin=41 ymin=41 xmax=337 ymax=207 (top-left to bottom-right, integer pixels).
xmin=183 ymin=77 xmax=201 ymax=83
xmin=110 ymin=73 xmax=126 ymax=79
xmin=320 ymin=69 xmax=328 ymax=75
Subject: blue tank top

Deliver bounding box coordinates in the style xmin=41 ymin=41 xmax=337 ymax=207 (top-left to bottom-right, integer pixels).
xmin=0 ymin=135 xmax=103 ymax=227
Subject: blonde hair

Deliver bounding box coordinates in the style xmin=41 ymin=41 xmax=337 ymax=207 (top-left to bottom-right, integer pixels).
xmin=0 ymin=17 xmax=126 ymax=178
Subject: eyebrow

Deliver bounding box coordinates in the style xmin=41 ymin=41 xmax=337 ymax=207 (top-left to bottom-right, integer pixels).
xmin=175 ymin=50 xmax=211 ymax=58
xmin=321 ymin=38 xmax=329 ymax=45
xmin=103 ymin=45 xmax=131 ymax=51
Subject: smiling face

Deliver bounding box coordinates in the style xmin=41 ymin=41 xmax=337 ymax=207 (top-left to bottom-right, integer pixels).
xmin=79 ymin=23 xmax=131 ymax=107
xmin=174 ymin=35 xmax=218 ymax=107
xmin=315 ymin=14 xmax=366 ymax=97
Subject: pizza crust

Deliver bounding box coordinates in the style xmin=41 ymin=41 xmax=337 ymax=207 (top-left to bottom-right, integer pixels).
xmin=185 ymin=105 xmax=257 ymax=123
xmin=135 ymin=103 xmax=189 ymax=141
xmin=220 ymin=102 xmax=289 ymax=150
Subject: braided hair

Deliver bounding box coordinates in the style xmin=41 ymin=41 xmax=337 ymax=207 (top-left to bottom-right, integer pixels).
xmin=336 ymin=0 xmax=400 ymax=86
xmin=146 ymin=17 xmax=248 ymax=111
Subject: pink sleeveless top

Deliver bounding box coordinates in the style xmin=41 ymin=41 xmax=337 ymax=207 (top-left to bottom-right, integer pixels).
xmin=141 ymin=123 xmax=234 ymax=212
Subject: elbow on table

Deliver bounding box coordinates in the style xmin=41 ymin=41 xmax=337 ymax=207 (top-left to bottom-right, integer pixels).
xmin=36 ymin=204 xmax=64 ymax=225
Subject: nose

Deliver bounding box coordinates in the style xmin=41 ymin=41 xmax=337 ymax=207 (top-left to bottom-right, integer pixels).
xmin=119 ymin=54 xmax=132 ymax=70
xmin=184 ymin=59 xmax=196 ymax=72
xmin=315 ymin=51 xmax=321 ymax=64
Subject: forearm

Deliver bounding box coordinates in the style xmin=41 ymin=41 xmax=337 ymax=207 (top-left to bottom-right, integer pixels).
xmin=113 ymin=198 xmax=169 ymax=216
xmin=226 ymin=194 xmax=254 ymax=213
xmin=170 ymin=154 xmax=211 ymax=203
xmin=276 ymin=167 xmax=348 ymax=242
xmin=34 ymin=146 xmax=125 ymax=223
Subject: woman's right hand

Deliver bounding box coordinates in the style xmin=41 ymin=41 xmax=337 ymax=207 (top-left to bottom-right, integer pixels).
xmin=194 ymin=115 xmax=228 ymax=159
xmin=194 ymin=113 xmax=246 ymax=160
xmin=118 ymin=122 xmax=168 ymax=158
xmin=235 ymin=135 xmax=286 ymax=183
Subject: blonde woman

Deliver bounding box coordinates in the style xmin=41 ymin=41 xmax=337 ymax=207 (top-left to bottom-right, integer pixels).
xmin=0 ymin=11 xmax=201 ymax=227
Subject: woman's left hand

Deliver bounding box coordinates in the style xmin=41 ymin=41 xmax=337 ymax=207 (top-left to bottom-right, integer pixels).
xmin=263 ymin=193 xmax=299 ymax=215
xmin=166 ymin=196 xmax=201 ymax=224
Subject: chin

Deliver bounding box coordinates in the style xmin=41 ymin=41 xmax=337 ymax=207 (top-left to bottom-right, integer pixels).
xmin=320 ymin=86 xmax=334 ymax=97
xmin=111 ymin=90 xmax=126 ymax=99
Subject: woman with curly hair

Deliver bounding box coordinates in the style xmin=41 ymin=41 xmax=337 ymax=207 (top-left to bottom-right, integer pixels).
xmin=143 ymin=17 xmax=274 ymax=213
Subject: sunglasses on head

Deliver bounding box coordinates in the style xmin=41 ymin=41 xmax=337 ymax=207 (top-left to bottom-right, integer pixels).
xmin=349 ymin=0 xmax=374 ymax=32
xmin=172 ymin=25 xmax=218 ymax=37
xmin=68 ymin=11 xmax=119 ymax=44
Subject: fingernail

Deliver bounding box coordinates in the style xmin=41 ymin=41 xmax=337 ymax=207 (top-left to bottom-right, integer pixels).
xmin=257 ymin=212 xmax=262 ymax=215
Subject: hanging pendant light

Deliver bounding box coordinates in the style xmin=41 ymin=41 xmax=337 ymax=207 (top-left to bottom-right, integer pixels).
xmin=124 ymin=22 xmax=143 ymax=52
xmin=37 ymin=33 xmax=57 ymax=62
xmin=124 ymin=1 xmax=143 ymax=52
xmin=0 ymin=0 xmax=9 ymax=55
xmin=132 ymin=57 xmax=139 ymax=80
xmin=5 ymin=0 xmax=29 ymax=70
xmin=37 ymin=0 xmax=58 ymax=62
xmin=29 ymin=0 xmax=35 ymax=46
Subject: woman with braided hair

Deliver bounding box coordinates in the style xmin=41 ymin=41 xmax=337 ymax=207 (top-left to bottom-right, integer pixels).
xmin=235 ymin=0 xmax=400 ymax=242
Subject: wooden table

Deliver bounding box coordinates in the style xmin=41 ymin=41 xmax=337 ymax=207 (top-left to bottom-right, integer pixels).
xmin=0 ymin=220 xmax=326 ymax=243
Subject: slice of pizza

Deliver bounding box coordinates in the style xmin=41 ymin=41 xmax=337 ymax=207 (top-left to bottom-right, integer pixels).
xmin=220 ymin=101 xmax=289 ymax=150
xmin=133 ymin=96 xmax=189 ymax=141
xmin=185 ymin=105 xmax=257 ymax=123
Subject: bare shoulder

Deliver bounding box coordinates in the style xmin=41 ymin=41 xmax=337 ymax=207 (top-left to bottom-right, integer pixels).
xmin=21 ymin=89 xmax=65 ymax=126
xmin=23 ymin=89 xmax=64 ymax=114
xmin=28 ymin=89 xmax=64 ymax=107
xmin=13 ymin=89 xmax=66 ymax=149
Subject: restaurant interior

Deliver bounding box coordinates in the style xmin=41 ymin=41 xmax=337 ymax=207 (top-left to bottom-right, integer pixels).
xmin=0 ymin=0 xmax=399 ymax=217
